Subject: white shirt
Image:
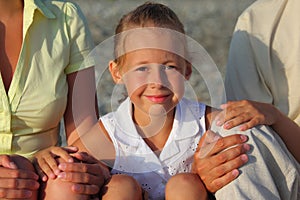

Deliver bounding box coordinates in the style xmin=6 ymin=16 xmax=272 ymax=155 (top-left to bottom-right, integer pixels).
xmin=100 ymin=97 xmax=206 ymax=200
xmin=225 ymin=0 xmax=300 ymax=125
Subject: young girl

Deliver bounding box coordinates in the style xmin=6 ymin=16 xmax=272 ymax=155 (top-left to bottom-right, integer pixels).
xmin=96 ymin=2 xmax=299 ymax=200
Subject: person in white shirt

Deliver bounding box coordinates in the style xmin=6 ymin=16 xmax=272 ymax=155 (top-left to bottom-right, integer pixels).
xmin=220 ymin=0 xmax=300 ymax=163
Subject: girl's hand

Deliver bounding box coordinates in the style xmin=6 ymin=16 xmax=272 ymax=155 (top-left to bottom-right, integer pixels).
xmin=215 ymin=100 xmax=280 ymax=131
xmin=192 ymin=130 xmax=250 ymax=193
xmin=57 ymin=152 xmax=110 ymax=196
xmin=0 ymin=155 xmax=39 ymax=199
xmin=33 ymin=146 xmax=78 ymax=181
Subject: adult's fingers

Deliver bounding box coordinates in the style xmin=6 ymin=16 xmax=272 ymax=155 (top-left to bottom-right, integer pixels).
xmin=58 ymin=161 xmax=102 ymax=175
xmin=71 ymin=152 xmax=98 ymax=164
xmin=194 ymin=144 xmax=249 ymax=178
xmin=0 ymin=155 xmax=17 ymax=169
xmin=0 ymin=188 xmax=34 ymax=199
xmin=71 ymin=153 xmax=111 ymax=179
xmin=71 ymin=183 xmax=100 ymax=195
xmin=57 ymin=170 xmax=103 ymax=196
xmin=57 ymin=170 xmax=100 ymax=184
xmin=238 ymin=118 xmax=261 ymax=131
xmin=206 ymin=152 xmax=248 ymax=193
xmin=216 ymin=101 xmax=244 ymax=124
xmin=194 ymin=145 xmax=249 ymax=193
xmin=196 ymin=134 xmax=248 ymax=158
xmin=217 ymin=100 xmax=256 ymax=125
xmin=0 ymin=178 xmax=39 ymax=190
xmin=0 ymin=167 xmax=38 ymax=180
xmin=206 ymin=169 xmax=240 ymax=193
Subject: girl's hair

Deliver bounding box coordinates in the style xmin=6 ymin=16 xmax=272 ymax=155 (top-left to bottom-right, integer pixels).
xmin=115 ymin=2 xmax=185 ymax=34
xmin=113 ymin=2 xmax=186 ymax=65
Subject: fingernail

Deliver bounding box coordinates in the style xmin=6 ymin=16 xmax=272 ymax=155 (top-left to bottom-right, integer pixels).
xmin=68 ymin=158 xmax=74 ymax=163
xmin=33 ymin=174 xmax=39 ymax=180
xmin=24 ymin=190 xmax=32 ymax=198
xmin=73 ymin=184 xmax=81 ymax=192
xmin=240 ymin=135 xmax=248 ymax=142
xmin=241 ymin=154 xmax=248 ymax=162
xmin=243 ymin=144 xmax=250 ymax=151
xmin=58 ymin=172 xmax=66 ymax=179
xmin=42 ymin=175 xmax=48 ymax=182
xmin=49 ymin=173 xmax=56 ymax=179
xmin=220 ymin=104 xmax=226 ymax=109
xmin=54 ymin=169 xmax=61 ymax=175
xmin=9 ymin=162 xmax=18 ymax=169
xmin=34 ymin=182 xmax=40 ymax=189
xmin=216 ymin=120 xmax=222 ymax=126
xmin=59 ymin=163 xmax=66 ymax=170
xmin=213 ymin=135 xmax=221 ymax=141
xmin=223 ymin=123 xmax=230 ymax=129
xmin=232 ymin=169 xmax=239 ymax=177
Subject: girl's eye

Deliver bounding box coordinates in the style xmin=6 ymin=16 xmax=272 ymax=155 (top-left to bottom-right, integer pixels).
xmin=163 ymin=65 xmax=176 ymax=70
xmin=135 ymin=66 xmax=148 ymax=72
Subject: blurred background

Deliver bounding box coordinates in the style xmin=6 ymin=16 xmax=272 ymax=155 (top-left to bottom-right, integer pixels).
xmin=72 ymin=0 xmax=256 ymax=114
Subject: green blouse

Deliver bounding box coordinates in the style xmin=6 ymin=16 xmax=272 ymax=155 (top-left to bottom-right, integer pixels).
xmin=0 ymin=0 xmax=94 ymax=159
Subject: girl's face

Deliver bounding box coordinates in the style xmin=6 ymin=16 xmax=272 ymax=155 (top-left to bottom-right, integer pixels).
xmin=110 ymin=48 xmax=191 ymax=116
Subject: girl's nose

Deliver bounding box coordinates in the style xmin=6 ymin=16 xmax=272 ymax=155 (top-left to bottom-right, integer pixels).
xmin=147 ymin=65 xmax=168 ymax=88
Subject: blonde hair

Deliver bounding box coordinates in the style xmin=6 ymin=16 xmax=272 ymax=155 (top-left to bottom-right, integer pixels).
xmin=113 ymin=2 xmax=186 ymax=65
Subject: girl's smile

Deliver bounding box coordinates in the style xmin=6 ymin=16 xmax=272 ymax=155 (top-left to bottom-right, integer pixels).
xmin=144 ymin=94 xmax=171 ymax=104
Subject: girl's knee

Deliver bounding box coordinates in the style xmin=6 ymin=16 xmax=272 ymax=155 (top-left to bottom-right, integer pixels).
xmin=102 ymin=174 xmax=142 ymax=200
xmin=167 ymin=173 xmax=201 ymax=187
xmin=40 ymin=157 xmax=89 ymax=200
xmin=40 ymin=178 xmax=89 ymax=200
xmin=10 ymin=155 xmax=35 ymax=171
xmin=107 ymin=174 xmax=141 ymax=192
xmin=8 ymin=155 xmax=38 ymax=200
xmin=166 ymin=173 xmax=207 ymax=200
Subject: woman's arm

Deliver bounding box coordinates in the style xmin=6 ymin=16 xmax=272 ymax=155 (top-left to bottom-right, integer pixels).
xmin=63 ymin=67 xmax=110 ymax=194
xmin=64 ymin=67 xmax=98 ymax=147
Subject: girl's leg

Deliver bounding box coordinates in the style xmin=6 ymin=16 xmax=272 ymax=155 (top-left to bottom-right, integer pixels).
xmin=39 ymin=158 xmax=89 ymax=200
xmin=101 ymin=174 xmax=143 ymax=200
xmin=11 ymin=155 xmax=38 ymax=200
xmin=165 ymin=173 xmax=208 ymax=200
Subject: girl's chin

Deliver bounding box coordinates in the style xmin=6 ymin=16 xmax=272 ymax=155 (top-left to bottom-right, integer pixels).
xmin=148 ymin=104 xmax=176 ymax=116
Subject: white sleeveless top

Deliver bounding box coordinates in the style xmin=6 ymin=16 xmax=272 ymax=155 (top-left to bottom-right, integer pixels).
xmin=100 ymin=98 xmax=206 ymax=200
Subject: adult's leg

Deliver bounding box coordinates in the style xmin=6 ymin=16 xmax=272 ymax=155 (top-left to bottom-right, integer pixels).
xmin=213 ymin=125 xmax=300 ymax=199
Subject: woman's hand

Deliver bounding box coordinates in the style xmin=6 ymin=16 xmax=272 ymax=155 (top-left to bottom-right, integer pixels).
xmin=0 ymin=155 xmax=39 ymax=199
xmin=192 ymin=130 xmax=250 ymax=193
xmin=57 ymin=152 xmax=110 ymax=196
xmin=33 ymin=146 xmax=79 ymax=181
xmin=215 ymin=100 xmax=279 ymax=131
